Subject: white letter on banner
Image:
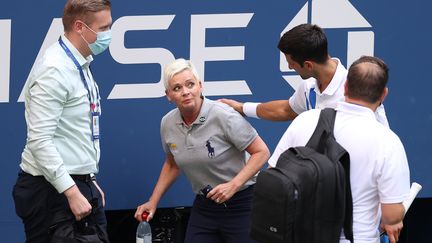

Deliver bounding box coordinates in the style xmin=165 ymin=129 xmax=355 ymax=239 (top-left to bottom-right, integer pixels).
xmin=190 ymin=13 xmax=253 ymax=96
xmin=108 ymin=15 xmax=175 ymax=99
xmin=0 ymin=20 xmax=11 ymax=103
xmin=18 ymin=18 xmax=64 ymax=102
xmin=347 ymin=31 xmax=374 ymax=67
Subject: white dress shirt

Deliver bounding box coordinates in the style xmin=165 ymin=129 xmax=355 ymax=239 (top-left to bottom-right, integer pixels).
xmin=268 ymin=102 xmax=410 ymax=242
xmin=20 ymin=35 xmax=101 ymax=193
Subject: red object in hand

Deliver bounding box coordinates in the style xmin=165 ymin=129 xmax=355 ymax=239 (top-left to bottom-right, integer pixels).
xmin=142 ymin=211 xmax=149 ymax=221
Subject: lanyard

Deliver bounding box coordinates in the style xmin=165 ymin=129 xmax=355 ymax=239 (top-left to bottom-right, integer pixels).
xmin=58 ymin=38 xmax=99 ymax=111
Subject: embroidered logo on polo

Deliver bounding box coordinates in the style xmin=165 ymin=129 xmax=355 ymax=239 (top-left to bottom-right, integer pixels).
xmin=169 ymin=143 xmax=177 ymax=152
xmin=205 ymin=140 xmax=215 ymax=158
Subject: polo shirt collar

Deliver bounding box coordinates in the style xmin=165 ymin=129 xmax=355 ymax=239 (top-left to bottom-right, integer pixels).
xmin=315 ymin=58 xmax=347 ymax=96
xmin=335 ymin=101 xmax=376 ymax=120
xmin=61 ymin=34 xmax=93 ymax=68
xmin=175 ymin=97 xmax=209 ymax=126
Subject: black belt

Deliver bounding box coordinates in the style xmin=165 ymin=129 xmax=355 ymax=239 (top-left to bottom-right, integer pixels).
xmin=70 ymin=174 xmax=96 ymax=182
xmin=19 ymin=170 xmax=96 ymax=182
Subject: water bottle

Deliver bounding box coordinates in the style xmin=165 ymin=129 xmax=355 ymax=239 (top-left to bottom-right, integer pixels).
xmin=136 ymin=212 xmax=152 ymax=243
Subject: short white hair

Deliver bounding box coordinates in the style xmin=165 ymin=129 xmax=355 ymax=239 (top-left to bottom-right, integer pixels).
xmin=163 ymin=58 xmax=200 ymax=90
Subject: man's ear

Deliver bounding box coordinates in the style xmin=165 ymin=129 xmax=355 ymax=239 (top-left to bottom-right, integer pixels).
xmin=380 ymin=87 xmax=389 ymax=104
xmin=304 ymin=60 xmax=313 ymax=70
xmin=73 ymin=20 xmax=85 ymax=34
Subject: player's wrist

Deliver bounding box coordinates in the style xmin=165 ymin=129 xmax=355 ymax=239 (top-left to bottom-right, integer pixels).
xmin=243 ymin=102 xmax=261 ymax=118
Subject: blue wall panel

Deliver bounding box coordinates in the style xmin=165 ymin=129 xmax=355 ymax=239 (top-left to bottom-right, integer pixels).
xmin=1 ymin=0 xmax=431 ymax=240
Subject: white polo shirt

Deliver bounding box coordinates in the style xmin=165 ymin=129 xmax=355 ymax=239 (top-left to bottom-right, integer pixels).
xmin=268 ymin=102 xmax=410 ymax=243
xmin=288 ymin=58 xmax=389 ymax=127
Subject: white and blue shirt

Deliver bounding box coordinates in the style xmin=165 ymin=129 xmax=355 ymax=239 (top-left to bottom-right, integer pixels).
xmin=20 ymin=35 xmax=101 ymax=193
xmin=288 ymin=58 xmax=389 ymax=127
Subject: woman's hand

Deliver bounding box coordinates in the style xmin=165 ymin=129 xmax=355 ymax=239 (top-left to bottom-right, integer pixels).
xmin=135 ymin=201 xmax=157 ymax=222
xmin=207 ymin=181 xmax=240 ymax=204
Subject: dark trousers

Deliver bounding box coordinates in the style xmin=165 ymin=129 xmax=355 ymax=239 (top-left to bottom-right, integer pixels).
xmin=185 ymin=185 xmax=256 ymax=243
xmin=12 ymin=171 xmax=108 ymax=243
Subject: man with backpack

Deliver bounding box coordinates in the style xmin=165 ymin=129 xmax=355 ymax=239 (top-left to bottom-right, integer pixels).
xmin=267 ymin=56 xmax=410 ymax=243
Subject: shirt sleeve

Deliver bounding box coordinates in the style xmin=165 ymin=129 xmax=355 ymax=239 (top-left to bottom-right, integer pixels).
xmin=221 ymin=106 xmax=258 ymax=151
xmin=378 ymin=132 xmax=411 ymax=204
xmin=288 ymin=79 xmax=309 ymax=115
xmin=268 ymin=127 xmax=292 ymax=167
xmin=26 ymin=65 xmax=75 ymax=193
xmin=160 ymin=115 xmax=171 ymax=155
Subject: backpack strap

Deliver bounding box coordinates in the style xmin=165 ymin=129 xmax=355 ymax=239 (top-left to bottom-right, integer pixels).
xmin=340 ymin=149 xmax=353 ymax=242
xmin=305 ymin=108 xmax=336 ymax=152
xmin=306 ymin=108 xmax=354 ymax=243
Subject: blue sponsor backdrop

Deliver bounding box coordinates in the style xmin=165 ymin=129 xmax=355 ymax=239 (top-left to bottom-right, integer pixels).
xmin=1 ymin=0 xmax=431 ymax=241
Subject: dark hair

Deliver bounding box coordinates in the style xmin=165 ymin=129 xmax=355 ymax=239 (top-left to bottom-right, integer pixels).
xmin=346 ymin=56 xmax=389 ymax=104
xmin=278 ymin=24 xmax=328 ymax=66
xmin=62 ymin=0 xmax=111 ymax=32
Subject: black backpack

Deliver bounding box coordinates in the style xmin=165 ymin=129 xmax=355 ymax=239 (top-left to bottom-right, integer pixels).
xmin=250 ymin=108 xmax=353 ymax=243
xmin=49 ymin=208 xmax=109 ymax=243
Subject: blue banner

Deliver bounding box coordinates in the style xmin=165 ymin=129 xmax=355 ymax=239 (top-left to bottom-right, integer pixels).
xmin=1 ymin=0 xmax=431 ymax=241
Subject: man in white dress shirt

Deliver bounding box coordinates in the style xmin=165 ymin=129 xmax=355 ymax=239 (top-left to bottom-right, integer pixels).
xmin=268 ymin=56 xmax=410 ymax=243
xmin=12 ymin=1 xmax=112 ymax=242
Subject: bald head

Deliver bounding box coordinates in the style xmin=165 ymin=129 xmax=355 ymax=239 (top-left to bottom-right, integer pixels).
xmin=346 ymin=56 xmax=389 ymax=104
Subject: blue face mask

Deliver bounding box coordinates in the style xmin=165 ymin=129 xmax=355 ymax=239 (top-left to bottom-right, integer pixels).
xmin=81 ymin=23 xmax=112 ymax=55
xmin=88 ymin=29 xmax=112 ymax=55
